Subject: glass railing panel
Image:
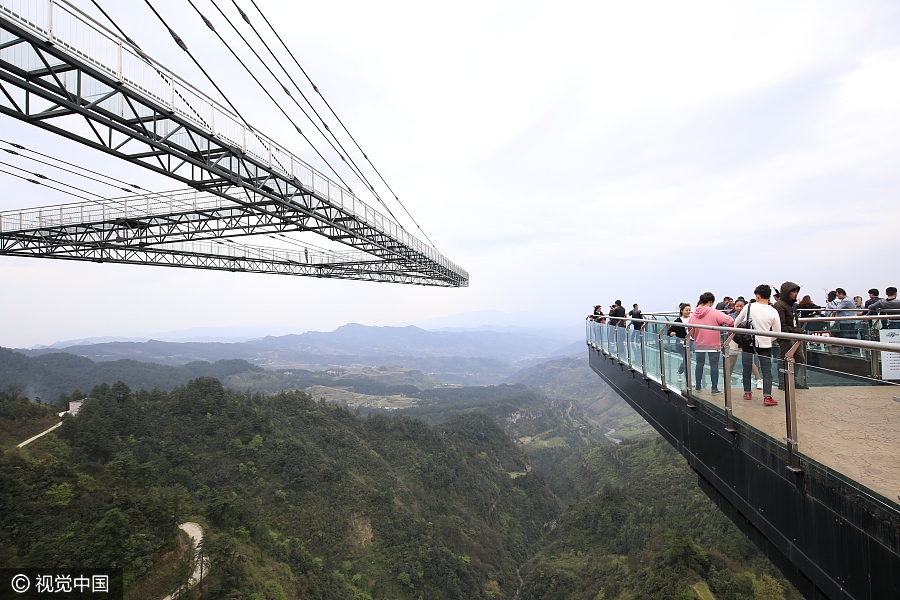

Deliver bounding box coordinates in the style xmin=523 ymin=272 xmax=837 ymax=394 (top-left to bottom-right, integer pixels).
xmin=630 ymin=327 xmax=644 ymax=372
xmin=643 ymin=329 xmax=663 ymax=384
xmin=612 ymin=325 xmax=626 ymax=361
xmin=650 ymin=320 xmax=671 ymax=384
xmin=685 ymin=345 xmax=727 ymax=411
xmin=664 ymin=336 xmax=687 ymax=393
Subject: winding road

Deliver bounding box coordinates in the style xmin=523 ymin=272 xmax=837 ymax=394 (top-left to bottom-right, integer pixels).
xmin=162 ymin=522 xmax=207 ymax=600
xmin=16 ymin=422 xmax=62 ymax=448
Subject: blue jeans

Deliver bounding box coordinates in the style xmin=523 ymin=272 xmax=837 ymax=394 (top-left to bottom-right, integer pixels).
xmin=744 ymin=348 xmax=772 ymax=395
xmin=694 ymin=351 xmax=720 ymax=391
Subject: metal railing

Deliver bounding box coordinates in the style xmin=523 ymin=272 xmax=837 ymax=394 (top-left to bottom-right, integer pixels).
xmin=0 ymin=189 xmax=235 ymax=231
xmin=586 ymin=315 xmax=900 ymax=483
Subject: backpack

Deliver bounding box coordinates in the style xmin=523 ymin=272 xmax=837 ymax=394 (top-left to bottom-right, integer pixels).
xmin=733 ymin=304 xmax=756 ymax=352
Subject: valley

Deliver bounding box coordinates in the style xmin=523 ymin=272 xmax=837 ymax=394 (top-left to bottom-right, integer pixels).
xmin=0 ymin=326 xmax=797 ymax=599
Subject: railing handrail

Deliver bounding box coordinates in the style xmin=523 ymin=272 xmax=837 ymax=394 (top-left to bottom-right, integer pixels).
xmin=601 ymin=316 xmax=900 ymax=354
xmin=799 ymin=314 xmax=900 ymax=322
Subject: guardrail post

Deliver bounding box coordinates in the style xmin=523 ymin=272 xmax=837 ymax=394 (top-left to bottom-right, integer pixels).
xmin=640 ymin=327 xmax=649 ymax=379
xmin=868 ymin=325 xmax=881 ymax=379
xmin=626 ymin=324 xmax=633 ymax=368
xmin=722 ymin=336 xmax=737 ymax=433
xmin=683 ymin=338 xmax=695 ymax=408
xmin=658 ymin=326 xmax=668 ymax=388
xmin=782 ymin=341 xmax=802 ymax=474
xmin=169 ymin=72 xmax=175 ymax=112
xmin=47 ymin=0 xmax=55 ymax=45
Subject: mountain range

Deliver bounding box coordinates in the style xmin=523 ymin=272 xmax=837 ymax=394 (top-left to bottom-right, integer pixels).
xmin=16 ymin=324 xmax=585 ymax=385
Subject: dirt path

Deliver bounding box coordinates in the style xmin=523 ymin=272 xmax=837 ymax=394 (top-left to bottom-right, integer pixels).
xmin=16 ymin=422 xmax=62 ymax=448
xmin=162 ymin=522 xmax=207 ymax=600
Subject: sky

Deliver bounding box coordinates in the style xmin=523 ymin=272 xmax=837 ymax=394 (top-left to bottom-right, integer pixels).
xmin=1 ymin=0 xmax=899 ymax=347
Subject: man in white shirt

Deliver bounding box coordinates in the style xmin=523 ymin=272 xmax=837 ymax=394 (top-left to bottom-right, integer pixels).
xmin=733 ymin=284 xmax=782 ymax=406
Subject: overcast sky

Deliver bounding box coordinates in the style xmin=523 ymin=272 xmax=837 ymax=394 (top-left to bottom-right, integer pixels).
xmin=1 ymin=0 xmax=899 ymax=347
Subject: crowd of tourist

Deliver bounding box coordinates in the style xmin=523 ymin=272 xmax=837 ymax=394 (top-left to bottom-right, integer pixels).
xmin=587 ymin=283 xmax=899 ymax=407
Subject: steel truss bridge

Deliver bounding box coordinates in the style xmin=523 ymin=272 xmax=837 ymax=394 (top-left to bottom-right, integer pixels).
xmin=0 ymin=0 xmax=468 ymax=286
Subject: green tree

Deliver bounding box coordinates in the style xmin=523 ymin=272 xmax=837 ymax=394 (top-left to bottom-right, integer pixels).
xmin=753 ymin=574 xmax=786 ymax=600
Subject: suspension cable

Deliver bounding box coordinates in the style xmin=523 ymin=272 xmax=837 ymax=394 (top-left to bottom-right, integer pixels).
xmin=0 ymin=139 xmax=192 ymax=211
xmin=182 ymin=0 xmax=363 ymax=197
xmin=95 ymin=0 xmax=437 ymax=251
xmin=244 ymin=0 xmax=438 ymax=248
xmin=0 ymin=160 xmax=108 ymax=200
xmin=1 ymin=145 xmax=137 ymax=194
xmin=142 ymin=0 xmax=361 ymax=197
xmin=0 ymin=167 xmax=96 ymax=203
xmin=215 ymin=0 xmax=397 ymax=221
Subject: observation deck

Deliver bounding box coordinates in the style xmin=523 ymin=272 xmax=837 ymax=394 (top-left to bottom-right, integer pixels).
xmin=586 ymin=315 xmax=900 ymax=600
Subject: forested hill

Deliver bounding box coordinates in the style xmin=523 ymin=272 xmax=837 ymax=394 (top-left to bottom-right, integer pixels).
xmin=517 ymin=437 xmax=794 ymax=599
xmin=1 ymin=379 xmax=559 ymax=599
xmin=0 ymin=346 xmax=262 ymax=402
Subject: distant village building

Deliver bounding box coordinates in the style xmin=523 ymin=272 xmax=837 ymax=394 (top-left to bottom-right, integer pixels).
xmin=58 ymin=399 xmax=88 ymax=418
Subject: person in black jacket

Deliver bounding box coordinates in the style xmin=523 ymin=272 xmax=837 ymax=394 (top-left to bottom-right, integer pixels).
xmin=610 ymin=300 xmax=627 ymax=356
xmin=628 ymin=303 xmax=645 ymax=343
xmin=668 ymin=304 xmax=692 ymax=380
xmin=774 ymin=281 xmax=808 ymax=389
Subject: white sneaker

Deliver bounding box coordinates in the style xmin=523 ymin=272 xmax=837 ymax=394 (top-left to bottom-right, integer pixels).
xmin=756 ymin=380 xmax=763 ymax=390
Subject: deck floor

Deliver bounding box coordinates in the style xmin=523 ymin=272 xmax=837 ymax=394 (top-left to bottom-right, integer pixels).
xmin=690 ymin=384 xmax=900 ymax=507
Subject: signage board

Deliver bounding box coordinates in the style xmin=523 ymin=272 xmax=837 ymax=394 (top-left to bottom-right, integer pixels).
xmin=879 ymin=329 xmax=900 ymax=380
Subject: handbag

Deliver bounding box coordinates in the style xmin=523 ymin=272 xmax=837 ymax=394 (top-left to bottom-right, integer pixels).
xmin=733 ymin=303 xmax=756 ymax=352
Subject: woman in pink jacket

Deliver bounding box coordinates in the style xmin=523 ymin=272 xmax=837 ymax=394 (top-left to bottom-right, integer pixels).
xmin=687 ymin=292 xmax=734 ymax=394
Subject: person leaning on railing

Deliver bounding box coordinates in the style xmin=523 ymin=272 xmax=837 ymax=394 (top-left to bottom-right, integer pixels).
xmin=668 ymin=303 xmax=692 ymax=381
xmin=797 ymin=295 xmax=826 ymax=348
xmin=587 ymin=305 xmax=606 ymax=324
xmin=831 ymin=288 xmax=858 ymax=350
xmin=687 ymin=292 xmax=734 ymax=395
xmin=868 ymin=287 xmax=900 ymax=329
xmin=610 ymin=300 xmax=627 ymax=355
